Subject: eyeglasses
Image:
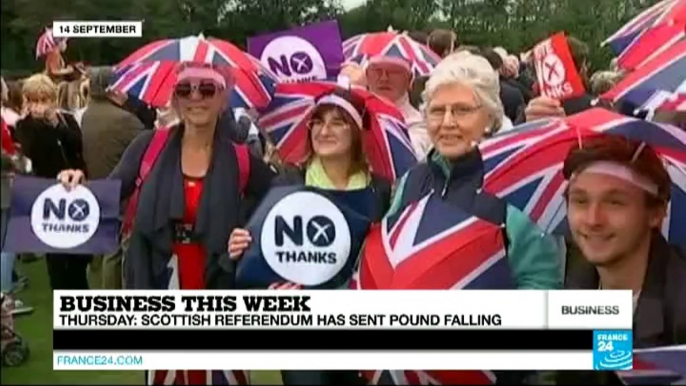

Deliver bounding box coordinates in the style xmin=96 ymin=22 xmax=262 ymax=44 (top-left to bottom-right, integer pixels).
xmin=427 ymin=104 xmax=482 ymax=123
xmin=174 ymin=81 xmax=223 ymax=99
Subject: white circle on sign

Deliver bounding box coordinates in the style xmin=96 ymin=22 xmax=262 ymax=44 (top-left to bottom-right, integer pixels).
xmin=542 ymin=53 xmax=566 ymax=87
xmin=261 ymin=191 xmax=351 ymax=286
xmin=30 ymin=184 xmax=100 ymax=249
xmin=261 ymin=36 xmax=327 ymax=82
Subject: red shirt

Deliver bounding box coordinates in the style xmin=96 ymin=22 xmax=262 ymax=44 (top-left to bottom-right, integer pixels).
xmin=172 ymin=176 xmax=207 ymax=290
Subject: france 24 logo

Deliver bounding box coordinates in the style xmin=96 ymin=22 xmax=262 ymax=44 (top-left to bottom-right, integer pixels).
xmin=593 ymin=330 xmax=633 ymax=370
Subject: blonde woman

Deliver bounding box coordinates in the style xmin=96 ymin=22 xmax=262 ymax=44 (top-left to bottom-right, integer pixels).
xmin=14 ymin=73 xmax=89 ymax=290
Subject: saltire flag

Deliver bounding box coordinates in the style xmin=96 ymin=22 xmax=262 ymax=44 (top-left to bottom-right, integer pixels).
xmin=111 ymin=34 xmax=277 ymax=110
xmin=342 ymin=32 xmax=441 ymax=77
xmin=257 ymin=80 xmax=417 ymax=182
xmin=617 ymin=346 xmax=686 ymax=385
xmin=601 ymin=40 xmax=686 ymax=113
xmin=4 ymin=176 xmax=121 ymax=254
xmin=480 ymin=108 xmax=686 ymax=245
xmin=603 ymin=0 xmax=686 ymax=59
xmin=147 ymin=370 xmax=249 ymax=385
xmin=236 ymin=185 xmax=375 ymax=289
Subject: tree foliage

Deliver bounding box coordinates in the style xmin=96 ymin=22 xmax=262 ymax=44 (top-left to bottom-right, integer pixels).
xmin=0 ymin=0 xmax=662 ymax=76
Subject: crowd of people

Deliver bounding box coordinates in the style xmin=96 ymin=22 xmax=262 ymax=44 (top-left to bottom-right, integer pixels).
xmin=1 ymin=17 xmax=685 ymax=386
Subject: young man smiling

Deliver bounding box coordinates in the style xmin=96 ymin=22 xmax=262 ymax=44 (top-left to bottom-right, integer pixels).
xmin=556 ymin=136 xmax=686 ymax=385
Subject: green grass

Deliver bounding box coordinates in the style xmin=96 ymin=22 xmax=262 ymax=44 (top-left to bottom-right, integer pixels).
xmin=1 ymin=257 xmax=282 ymax=385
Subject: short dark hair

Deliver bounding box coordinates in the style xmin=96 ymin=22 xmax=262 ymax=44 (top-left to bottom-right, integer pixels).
xmin=567 ymin=36 xmax=589 ymax=76
xmin=305 ymin=88 xmax=368 ymax=175
xmin=427 ymin=29 xmax=456 ymax=57
xmin=563 ymin=135 xmax=671 ymax=206
xmin=407 ymin=30 xmax=429 ymax=45
xmin=479 ymin=48 xmax=503 ymax=71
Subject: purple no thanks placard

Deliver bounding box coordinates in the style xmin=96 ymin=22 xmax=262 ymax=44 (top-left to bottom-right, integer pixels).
xmin=5 ymin=176 xmax=121 ymax=255
xmin=248 ymin=20 xmax=344 ymax=82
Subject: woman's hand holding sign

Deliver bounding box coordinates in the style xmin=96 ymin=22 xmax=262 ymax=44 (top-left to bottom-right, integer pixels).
xmin=524 ymin=96 xmax=566 ymax=122
xmin=57 ymin=169 xmax=86 ymax=191
xmin=228 ymin=228 xmax=252 ymax=260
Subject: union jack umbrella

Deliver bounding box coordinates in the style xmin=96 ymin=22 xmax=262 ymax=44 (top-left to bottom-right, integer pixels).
xmin=35 ymin=27 xmax=65 ymax=58
xmin=110 ymin=34 xmax=277 ymax=109
xmin=147 ymin=370 xmax=249 ymax=385
xmin=342 ymin=32 xmax=441 ymax=77
xmin=480 ymin=108 xmax=686 ymax=245
xmin=615 ymin=20 xmax=685 ymax=71
xmin=603 ymin=0 xmax=684 ymax=56
xmin=601 ymin=40 xmax=686 ymax=113
xmin=358 ymin=191 xmax=512 ymax=290
xmin=257 ymin=80 xmax=417 ymax=181
xmin=617 ymin=345 xmax=686 ymax=385
xmin=357 ymin=191 xmax=507 ymax=385
xmin=363 ymin=370 xmax=496 ymax=385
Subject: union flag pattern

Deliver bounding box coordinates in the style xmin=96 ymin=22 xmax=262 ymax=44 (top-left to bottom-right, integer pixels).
xmin=601 ymin=40 xmax=686 ymax=113
xmin=479 ymin=109 xmax=686 ymax=245
xmin=111 ymin=35 xmax=277 ymax=109
xmin=342 ymin=32 xmax=441 ymax=77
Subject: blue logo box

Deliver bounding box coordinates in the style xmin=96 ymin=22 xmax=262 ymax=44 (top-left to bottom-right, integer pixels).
xmin=593 ymin=330 xmax=633 ymax=370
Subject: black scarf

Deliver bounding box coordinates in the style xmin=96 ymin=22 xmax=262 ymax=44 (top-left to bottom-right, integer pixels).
xmin=134 ymin=123 xmax=242 ymax=259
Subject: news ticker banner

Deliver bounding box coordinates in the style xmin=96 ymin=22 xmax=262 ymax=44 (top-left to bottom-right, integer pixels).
xmin=53 ymin=290 xmax=636 ymax=370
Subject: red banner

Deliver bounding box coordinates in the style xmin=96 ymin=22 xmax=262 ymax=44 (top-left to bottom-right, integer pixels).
xmin=533 ymin=32 xmax=586 ymax=101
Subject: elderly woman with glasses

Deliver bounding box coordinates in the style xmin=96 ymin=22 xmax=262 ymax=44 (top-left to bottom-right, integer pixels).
xmin=389 ymin=51 xmax=562 ymax=289
xmin=371 ymin=50 xmax=563 ymax=386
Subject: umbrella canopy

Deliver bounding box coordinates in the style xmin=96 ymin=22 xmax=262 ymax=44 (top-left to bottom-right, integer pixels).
xmin=616 ymin=20 xmax=685 ymax=71
xmin=480 ymin=108 xmax=686 ymax=245
xmin=358 ymin=191 xmax=512 ymax=290
xmin=342 ymin=32 xmax=441 ymax=77
xmin=601 ymin=40 xmax=686 ymax=113
xmin=257 ymin=80 xmax=417 ymax=182
xmin=35 ymin=28 xmax=65 ymax=59
xmin=111 ymin=34 xmax=277 ymax=109
xmin=618 ymin=345 xmax=686 ymax=385
xmin=603 ymin=0 xmax=680 ymax=55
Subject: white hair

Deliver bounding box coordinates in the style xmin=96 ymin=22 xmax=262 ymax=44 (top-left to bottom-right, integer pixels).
xmin=421 ymin=51 xmax=504 ymax=131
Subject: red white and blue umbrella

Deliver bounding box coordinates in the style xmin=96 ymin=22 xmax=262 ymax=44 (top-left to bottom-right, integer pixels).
xmin=617 ymin=345 xmax=686 ymax=385
xmin=480 ymin=108 xmax=686 ymax=246
xmin=603 ymin=0 xmax=683 ymax=56
xmin=616 ymin=20 xmax=685 ymax=71
xmin=359 ymin=190 xmax=512 ymax=290
xmin=35 ymin=27 xmax=65 ymax=59
xmin=342 ymin=32 xmax=441 ymax=77
xmin=601 ymin=40 xmax=686 ymax=113
xmin=111 ymin=34 xmax=277 ymax=109
xmin=357 ymin=191 xmax=507 ymax=384
xmin=257 ymin=80 xmax=417 ymax=182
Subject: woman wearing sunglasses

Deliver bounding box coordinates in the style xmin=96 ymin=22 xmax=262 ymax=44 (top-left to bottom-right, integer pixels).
xmin=228 ymin=88 xmax=391 ymax=385
xmin=57 ymin=63 xmax=274 ymax=385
